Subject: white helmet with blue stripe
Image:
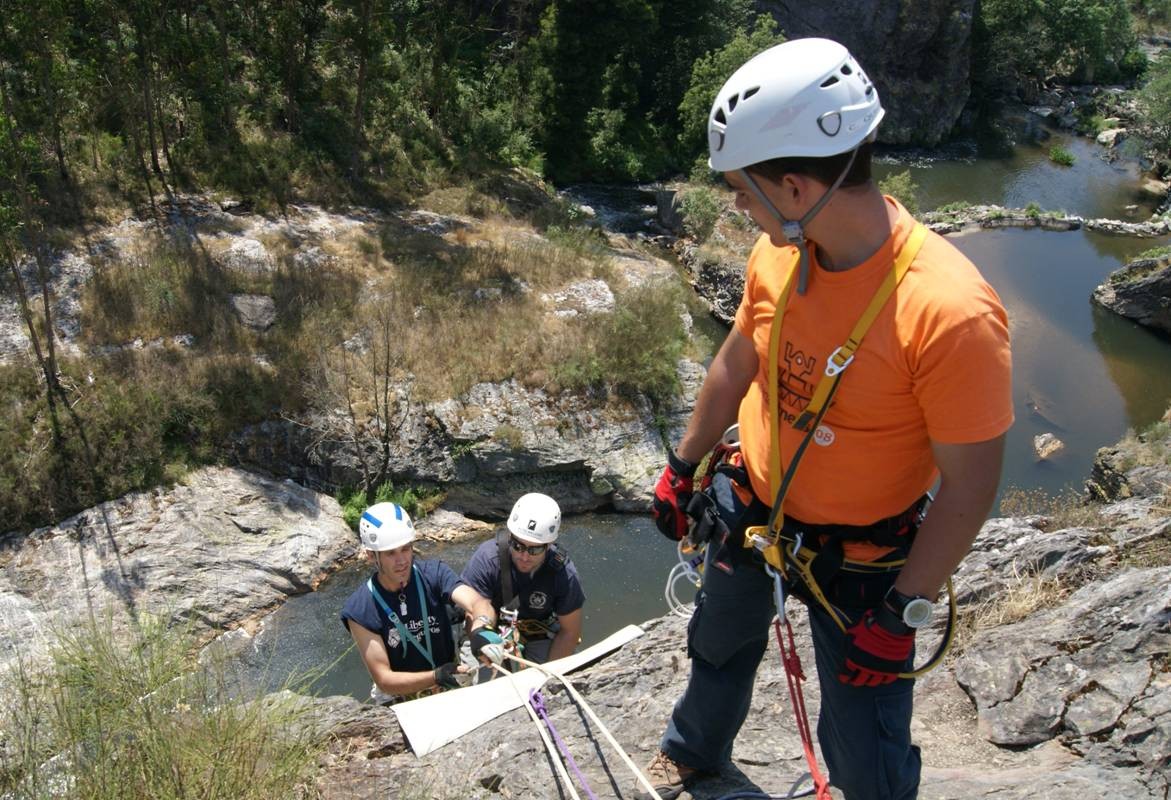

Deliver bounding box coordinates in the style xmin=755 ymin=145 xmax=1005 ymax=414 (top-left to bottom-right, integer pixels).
xmin=359 ymin=502 xmax=416 ymax=551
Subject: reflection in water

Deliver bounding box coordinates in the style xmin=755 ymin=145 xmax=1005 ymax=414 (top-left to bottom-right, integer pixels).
xmin=875 ymin=130 xmax=1160 ymax=220
xmin=948 ymin=228 xmax=1171 ymax=497
xmin=1091 ymin=304 xmax=1171 ymax=428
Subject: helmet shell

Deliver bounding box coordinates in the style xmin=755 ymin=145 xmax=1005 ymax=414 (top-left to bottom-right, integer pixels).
xmin=708 ymin=38 xmax=884 ymax=172
xmin=359 ymin=502 xmax=416 ymax=551
xmin=507 ymin=493 xmax=561 ymax=545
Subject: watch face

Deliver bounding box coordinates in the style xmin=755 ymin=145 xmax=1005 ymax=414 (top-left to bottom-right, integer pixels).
xmin=903 ymin=598 xmax=934 ymax=629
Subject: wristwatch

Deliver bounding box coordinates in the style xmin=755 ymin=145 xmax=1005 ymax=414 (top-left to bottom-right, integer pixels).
xmin=472 ymin=614 xmax=494 ymax=630
xmin=883 ymin=587 xmax=934 ymax=630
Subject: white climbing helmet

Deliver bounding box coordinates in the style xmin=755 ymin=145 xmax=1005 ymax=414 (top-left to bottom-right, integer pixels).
xmin=707 ymin=37 xmax=884 ymax=172
xmin=359 ymin=502 xmax=416 ymax=551
xmin=507 ymin=493 xmax=561 ymax=545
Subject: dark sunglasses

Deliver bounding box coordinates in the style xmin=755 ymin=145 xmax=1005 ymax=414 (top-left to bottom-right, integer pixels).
xmin=509 ymin=537 xmax=548 ymax=556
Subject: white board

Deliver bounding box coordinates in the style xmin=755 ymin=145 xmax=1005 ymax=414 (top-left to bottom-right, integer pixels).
xmin=393 ymin=624 xmax=644 ymax=757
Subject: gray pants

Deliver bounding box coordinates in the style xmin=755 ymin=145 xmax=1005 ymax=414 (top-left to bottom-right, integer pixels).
xmin=659 ymin=475 xmax=920 ymax=799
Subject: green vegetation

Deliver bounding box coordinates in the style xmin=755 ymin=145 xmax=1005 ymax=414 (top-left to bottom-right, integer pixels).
xmin=1138 ymin=53 xmax=1171 ymax=156
xmin=877 ymin=170 xmax=920 ymax=216
xmin=339 ymin=481 xmax=444 ymax=530
xmin=1136 ymin=245 xmax=1171 ymax=260
xmin=0 ymin=613 xmax=321 ymax=799
xmin=1049 ymin=146 xmax=1076 ymax=166
xmin=552 ymin=282 xmax=689 ymax=406
xmin=679 ymin=187 xmax=725 ymax=242
xmin=934 ymin=200 xmax=973 ymax=215
xmin=1025 ymin=201 xmax=1044 ymax=219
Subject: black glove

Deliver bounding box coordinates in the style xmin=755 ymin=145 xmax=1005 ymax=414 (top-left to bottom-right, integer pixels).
xmin=433 ymin=662 xmax=461 ymax=690
xmin=651 ymin=449 xmax=699 ymax=541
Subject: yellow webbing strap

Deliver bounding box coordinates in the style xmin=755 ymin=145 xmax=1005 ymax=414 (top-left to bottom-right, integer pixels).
xmin=793 ymin=223 xmax=928 ymax=432
xmin=764 ymin=223 xmax=928 ymax=523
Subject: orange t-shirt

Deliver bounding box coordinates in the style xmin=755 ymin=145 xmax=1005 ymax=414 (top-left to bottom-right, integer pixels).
xmin=734 ymin=198 xmax=1013 ymax=557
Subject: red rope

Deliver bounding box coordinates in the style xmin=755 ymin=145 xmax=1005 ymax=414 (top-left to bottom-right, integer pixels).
xmin=773 ymin=617 xmax=833 ymax=800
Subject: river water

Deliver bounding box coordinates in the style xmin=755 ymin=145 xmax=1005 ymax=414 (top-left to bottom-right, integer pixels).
xmin=247 ymin=125 xmax=1171 ymax=701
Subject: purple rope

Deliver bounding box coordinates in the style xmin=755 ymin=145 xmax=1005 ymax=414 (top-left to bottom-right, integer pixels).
xmin=528 ymin=689 xmax=600 ymax=800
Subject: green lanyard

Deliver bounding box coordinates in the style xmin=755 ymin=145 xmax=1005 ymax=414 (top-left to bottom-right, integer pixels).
xmin=367 ymin=565 xmax=435 ymax=668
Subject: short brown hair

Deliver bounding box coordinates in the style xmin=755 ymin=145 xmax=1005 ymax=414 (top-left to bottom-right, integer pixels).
xmin=747 ymin=141 xmax=874 ymax=189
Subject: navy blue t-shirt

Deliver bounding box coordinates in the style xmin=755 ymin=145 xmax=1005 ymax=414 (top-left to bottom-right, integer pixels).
xmin=460 ymin=538 xmax=585 ymax=620
xmin=340 ymin=559 xmax=459 ymax=672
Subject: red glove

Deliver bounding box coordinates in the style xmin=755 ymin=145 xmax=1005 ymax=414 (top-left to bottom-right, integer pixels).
xmin=651 ymin=450 xmax=698 ymax=541
xmin=839 ymin=606 xmax=915 ymax=687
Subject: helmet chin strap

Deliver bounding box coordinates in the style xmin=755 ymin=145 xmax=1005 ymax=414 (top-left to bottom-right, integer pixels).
xmin=737 ymin=145 xmax=859 ymax=295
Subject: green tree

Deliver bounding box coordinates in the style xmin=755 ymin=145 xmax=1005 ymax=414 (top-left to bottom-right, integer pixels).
xmin=676 ymin=16 xmax=785 ymax=166
xmin=1137 ymin=53 xmax=1171 ymax=154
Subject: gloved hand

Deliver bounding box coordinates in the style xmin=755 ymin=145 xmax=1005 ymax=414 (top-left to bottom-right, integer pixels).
xmin=651 ymin=449 xmax=699 ymax=541
xmin=470 ymin=628 xmax=506 ymax=666
xmin=433 ymin=662 xmax=461 ymax=690
xmin=839 ymin=606 xmax=915 ymax=687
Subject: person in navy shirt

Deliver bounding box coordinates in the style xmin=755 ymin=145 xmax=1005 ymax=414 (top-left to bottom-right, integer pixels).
xmin=461 ymin=493 xmax=585 ymax=664
xmin=340 ymin=502 xmax=495 ymax=704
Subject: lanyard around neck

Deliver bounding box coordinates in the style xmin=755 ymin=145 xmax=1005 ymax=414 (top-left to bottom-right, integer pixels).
xmin=367 ymin=564 xmax=434 ymax=668
xmin=765 ymin=223 xmax=928 ymax=535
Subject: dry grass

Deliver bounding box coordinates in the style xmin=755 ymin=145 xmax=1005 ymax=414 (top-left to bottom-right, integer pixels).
xmin=951 ymin=566 xmax=1072 ymax=655
xmin=997 ymin=486 xmax=1107 ymax=531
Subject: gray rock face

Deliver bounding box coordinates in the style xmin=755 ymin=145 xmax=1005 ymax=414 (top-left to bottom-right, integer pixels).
xmin=956 ymin=567 xmax=1169 ymax=762
xmin=1093 ymin=256 xmax=1171 ymax=335
xmin=229 ymin=293 xmax=277 ymax=331
xmin=0 ymin=467 xmax=357 ymax=675
xmin=756 ymin=0 xmax=977 ymax=145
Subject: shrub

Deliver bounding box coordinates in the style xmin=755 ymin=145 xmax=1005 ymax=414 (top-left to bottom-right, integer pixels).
xmin=0 ymin=613 xmax=321 ymax=799
xmin=1049 ymin=146 xmax=1076 ymax=166
xmin=679 ymin=187 xmax=723 ymax=242
xmin=1136 ymin=245 xmax=1171 ymax=260
xmin=552 ymin=281 xmax=687 ymax=405
xmin=1025 ymin=201 xmax=1043 ymax=218
xmin=339 ymin=481 xmax=444 ymax=530
xmin=877 ymin=170 xmax=920 ymax=216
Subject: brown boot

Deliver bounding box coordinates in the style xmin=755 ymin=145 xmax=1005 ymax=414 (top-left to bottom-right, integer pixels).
xmin=633 ymin=750 xmax=702 ymax=800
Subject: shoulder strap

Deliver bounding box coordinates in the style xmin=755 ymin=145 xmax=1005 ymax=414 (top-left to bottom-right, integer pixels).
xmin=766 ymin=223 xmax=928 ymax=534
xmin=495 ymin=530 xmax=514 ymax=608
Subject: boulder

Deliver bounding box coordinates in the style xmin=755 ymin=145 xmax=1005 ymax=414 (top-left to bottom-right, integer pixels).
xmin=1092 ymin=256 xmax=1171 ymax=335
xmin=0 ymin=467 xmax=357 ymax=675
xmin=1033 ymin=432 xmax=1066 ymax=460
xmin=229 ymin=293 xmax=277 ymax=331
xmin=1096 ymin=128 xmax=1126 ymax=147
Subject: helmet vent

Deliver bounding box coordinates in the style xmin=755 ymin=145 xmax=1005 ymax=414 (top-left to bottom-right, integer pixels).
xmin=743 ymin=86 xmax=759 ymax=99
xmin=728 ymin=94 xmax=740 ymax=112
xmin=841 ymin=64 xmax=853 ymax=75
xmin=714 ymin=107 xmax=727 ymax=125
xmin=820 ymin=75 xmax=840 ymax=88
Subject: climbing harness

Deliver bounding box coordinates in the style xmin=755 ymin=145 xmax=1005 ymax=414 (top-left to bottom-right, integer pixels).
xmin=740 ymin=220 xmax=957 ymax=673
xmin=529 ymin=689 xmax=600 ymax=800
xmin=367 ymin=565 xmax=435 ymax=668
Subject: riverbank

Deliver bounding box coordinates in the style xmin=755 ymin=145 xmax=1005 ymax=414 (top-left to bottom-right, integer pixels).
xmin=305 ymin=411 xmax=1171 ymax=799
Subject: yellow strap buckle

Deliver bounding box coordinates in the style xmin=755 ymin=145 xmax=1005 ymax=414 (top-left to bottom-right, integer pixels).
xmin=743 ymin=524 xmax=785 ymax=571
xmin=824 ymin=345 xmax=855 ymax=377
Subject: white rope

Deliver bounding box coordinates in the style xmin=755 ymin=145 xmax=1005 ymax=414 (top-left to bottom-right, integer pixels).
xmin=489 ymin=663 xmax=581 ymax=800
xmin=665 ymin=541 xmax=702 ymax=618
xmin=504 ymin=652 xmax=664 ymax=800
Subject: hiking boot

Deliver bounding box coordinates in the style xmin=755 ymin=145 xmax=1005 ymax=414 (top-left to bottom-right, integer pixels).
xmin=633 ymin=750 xmax=702 ymax=800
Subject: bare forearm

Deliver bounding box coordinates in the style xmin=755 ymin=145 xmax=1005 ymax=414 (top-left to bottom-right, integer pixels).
xmin=373 ymin=668 xmax=439 ymax=697
xmin=548 ymin=628 xmax=579 ymax=661
xmin=676 ymin=331 xmax=757 ymax=462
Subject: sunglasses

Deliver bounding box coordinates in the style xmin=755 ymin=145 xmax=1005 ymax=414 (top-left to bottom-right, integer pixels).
xmin=509 ymin=537 xmax=548 ymax=556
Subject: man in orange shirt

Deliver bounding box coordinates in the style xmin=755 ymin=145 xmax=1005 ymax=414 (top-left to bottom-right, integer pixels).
xmin=641 ymin=38 xmax=1013 ymax=800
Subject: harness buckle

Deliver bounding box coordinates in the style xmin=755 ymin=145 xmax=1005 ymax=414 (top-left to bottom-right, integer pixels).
xmin=824 ymin=346 xmax=854 ymax=377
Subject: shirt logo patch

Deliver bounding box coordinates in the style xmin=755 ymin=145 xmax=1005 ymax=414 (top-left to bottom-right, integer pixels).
xmin=814 ymin=424 xmax=835 ymax=447
xmin=386 ymin=627 xmax=402 ymax=649
xmin=529 ymin=591 xmax=549 ymax=610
